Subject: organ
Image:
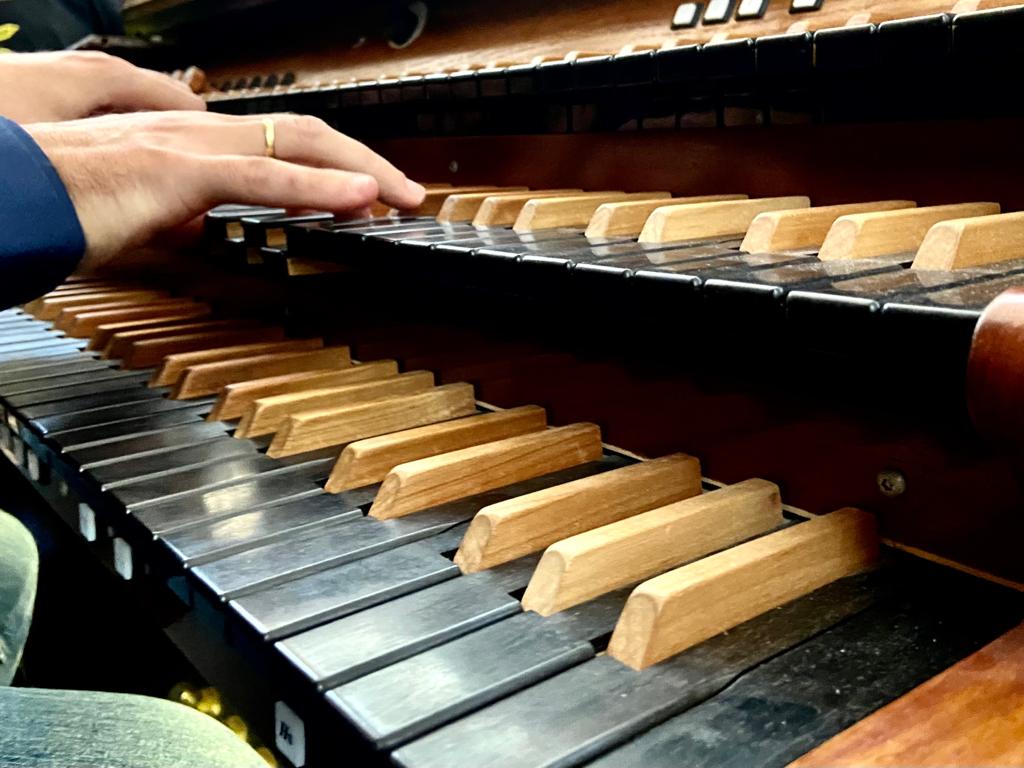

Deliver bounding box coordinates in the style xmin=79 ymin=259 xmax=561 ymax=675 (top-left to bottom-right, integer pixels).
xmin=8 ymin=1 xmax=1024 ymax=766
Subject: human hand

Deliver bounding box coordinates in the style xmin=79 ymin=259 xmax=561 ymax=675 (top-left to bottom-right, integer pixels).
xmin=26 ymin=110 xmax=427 ymax=268
xmin=0 ymin=51 xmax=205 ymax=123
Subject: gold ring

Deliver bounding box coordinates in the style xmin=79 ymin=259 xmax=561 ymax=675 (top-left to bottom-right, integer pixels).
xmin=262 ymin=117 xmax=276 ymax=158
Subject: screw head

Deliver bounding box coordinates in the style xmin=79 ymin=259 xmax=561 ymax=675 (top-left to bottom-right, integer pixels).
xmin=448 ymin=160 xmax=459 ymax=173
xmin=876 ymin=469 xmax=907 ymax=498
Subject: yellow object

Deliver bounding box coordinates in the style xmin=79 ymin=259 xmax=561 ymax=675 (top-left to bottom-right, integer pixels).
xmin=0 ymin=22 xmax=19 ymax=53
xmin=224 ymin=715 xmax=250 ymax=742
xmin=167 ymin=682 xmax=199 ymax=709
xmin=255 ymin=747 xmax=278 ymax=767
xmin=196 ymin=687 xmax=223 ymax=718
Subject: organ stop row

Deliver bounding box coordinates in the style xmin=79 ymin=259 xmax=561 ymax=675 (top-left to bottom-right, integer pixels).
xmin=9 ymin=0 xmax=1024 ymax=766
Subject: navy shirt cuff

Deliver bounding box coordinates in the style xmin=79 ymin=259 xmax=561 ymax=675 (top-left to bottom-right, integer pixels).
xmin=0 ymin=117 xmax=85 ymax=309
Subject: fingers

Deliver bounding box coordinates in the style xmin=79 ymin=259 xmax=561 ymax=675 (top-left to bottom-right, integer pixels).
xmin=104 ymin=62 xmax=207 ymax=114
xmin=194 ymin=156 xmax=381 ymax=215
xmin=179 ymin=113 xmax=424 ymax=209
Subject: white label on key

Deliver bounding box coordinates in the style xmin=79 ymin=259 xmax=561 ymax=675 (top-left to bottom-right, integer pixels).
xmin=27 ymin=452 xmax=40 ymax=482
xmin=274 ymin=701 xmax=306 ymax=767
xmin=113 ymin=537 xmax=133 ymax=580
xmin=78 ymin=503 xmax=97 ymax=542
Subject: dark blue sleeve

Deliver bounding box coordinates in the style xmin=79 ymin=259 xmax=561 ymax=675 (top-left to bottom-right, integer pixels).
xmin=0 ymin=117 xmax=85 ymax=309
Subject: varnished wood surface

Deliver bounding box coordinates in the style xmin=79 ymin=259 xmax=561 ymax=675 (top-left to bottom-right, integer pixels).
xmin=968 ymin=287 xmax=1024 ymax=451
xmin=608 ymin=508 xmax=880 ymax=669
xmin=325 ymin=405 xmax=548 ymax=493
xmin=368 ymin=423 xmax=604 ymax=520
xmin=119 ymin=327 xmax=287 ymax=368
xmin=151 ymin=339 xmax=323 ymax=387
xmin=195 ymin=0 xmax=1024 ymax=95
xmin=521 ymin=477 xmax=783 ymax=616
xmin=789 ymin=622 xmax=1024 ymax=767
xmin=103 ymin=319 xmax=259 ymax=360
xmin=456 ymin=453 xmax=702 ymax=575
xmin=88 ymin=312 xmax=216 ymax=350
xmin=913 ymin=211 xmax=1024 ymax=270
xmin=170 ymin=346 xmax=352 ymax=399
xmin=741 ymin=201 xmax=916 ymax=253
xmin=639 ymin=196 xmax=811 ymax=243
xmin=586 ymin=194 xmax=747 ymax=239
xmin=64 ymin=301 xmax=211 ymax=337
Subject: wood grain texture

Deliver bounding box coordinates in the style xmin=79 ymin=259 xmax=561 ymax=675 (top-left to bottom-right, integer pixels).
xmin=398 ymin=186 xmax=508 ymax=216
xmin=151 ymin=339 xmax=323 ymax=387
xmin=788 ymin=622 xmax=1024 ymax=767
xmin=638 ymin=197 xmax=811 ymax=244
xmin=912 ymin=211 xmax=1024 ymax=270
xmin=326 ymin=405 xmax=548 ymax=493
xmin=97 ymin=318 xmax=242 ymax=356
xmin=53 ymin=298 xmax=189 ymax=331
xmin=471 ymin=191 xmax=616 ymax=227
xmin=209 ymin=360 xmax=394 ymax=422
xmin=267 ymin=382 xmax=477 ymax=458
xmin=818 ymin=202 xmax=1001 ymax=261
xmin=170 ymin=346 xmax=352 ymax=399
xmin=513 ymin=192 xmax=670 ymax=233
xmin=585 ymin=194 xmax=748 ymax=239
xmin=456 ymin=453 xmax=702 ymax=576
xmin=117 ymin=327 xmax=286 ymax=368
xmin=37 ymin=290 xmax=166 ymax=321
xmin=368 ymin=422 xmax=603 ymax=520
xmin=61 ymin=301 xmax=210 ymax=337
xmin=608 ymin=507 xmax=880 ymax=670
xmin=434 ymin=187 xmax=532 ymax=222
xmin=200 ymin=1 xmax=1024 ymax=100
xmin=967 ymin=287 xmax=1024 ymax=449
xmin=236 ymin=370 xmax=434 ymax=437
xmin=521 ymin=477 xmax=783 ymax=616
xmin=87 ymin=311 xmax=216 ymax=350
xmin=740 ymin=200 xmax=916 ymax=253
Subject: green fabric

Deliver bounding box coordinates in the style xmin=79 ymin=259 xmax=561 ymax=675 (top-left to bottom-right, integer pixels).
xmin=0 ymin=511 xmax=37 ymax=686
xmin=0 ymin=687 xmax=268 ymax=767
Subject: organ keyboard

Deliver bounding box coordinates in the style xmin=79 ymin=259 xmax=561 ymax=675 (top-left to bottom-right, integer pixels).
xmin=11 ymin=0 xmax=1024 ymax=765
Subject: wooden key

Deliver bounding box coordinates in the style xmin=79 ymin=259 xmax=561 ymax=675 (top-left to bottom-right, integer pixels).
xmin=25 ymin=284 xmax=140 ymax=314
xmin=326 ymin=405 xmax=548 ymax=493
xmin=638 ymin=196 xmax=811 ymax=244
xmin=369 ymin=423 xmax=603 ymax=520
xmin=236 ymin=370 xmax=434 ymax=437
xmin=521 ymin=478 xmax=782 ymax=616
xmin=513 ymin=192 xmax=671 ymax=233
xmin=267 ymin=383 xmax=477 ymax=458
xmin=171 ymin=347 xmax=353 ymax=399
xmin=740 ymin=200 xmax=916 ymax=253
xmin=434 ymin=188 xmax=531 ymax=222
xmin=61 ymin=301 xmax=210 ymax=337
xmin=817 ymin=202 xmax=1001 ymax=261
xmin=120 ymin=328 xmax=288 ymax=369
xmin=54 ymin=298 xmax=189 ymax=331
xmin=913 ymin=211 xmax=1024 ymax=270
xmin=151 ymin=339 xmax=323 ymax=387
xmin=472 ymin=192 xmax=619 ymax=228
xmin=209 ymin=360 xmax=396 ymax=422
xmin=456 ymin=453 xmax=702 ymax=575
xmin=398 ymin=186 xmax=510 ymax=217
xmin=788 ymin=622 xmax=1024 ymax=768
xmin=607 ymin=507 xmax=879 ymax=670
xmin=104 ymin=320 xmax=262 ymax=359
xmin=88 ymin=313 xmax=218 ymax=351
xmin=37 ymin=290 xmax=167 ymax=321
xmin=585 ymin=194 xmax=748 ymax=239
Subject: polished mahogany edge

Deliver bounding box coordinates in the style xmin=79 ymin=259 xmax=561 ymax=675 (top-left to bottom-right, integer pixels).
xmin=968 ymin=287 xmax=1024 ymax=450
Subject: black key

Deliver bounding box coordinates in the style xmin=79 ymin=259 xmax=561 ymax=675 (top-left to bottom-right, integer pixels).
xmin=0 ymin=351 xmax=90 ymax=378
xmin=33 ymin=399 xmax=212 ymax=436
xmin=327 ymin=591 xmax=628 ymax=749
xmin=159 ymin=492 xmax=365 ymax=567
xmin=91 ymin=437 xmax=257 ymax=489
xmin=276 ymin=557 xmax=539 ymax=690
xmin=131 ymin=467 xmax=353 ymax=534
xmin=69 ymin=421 xmax=231 ymax=468
xmin=0 ymin=339 xmax=85 ymax=362
xmin=587 ymin=565 xmax=1022 ymax=768
xmin=0 ymin=368 xmax=148 ymax=397
xmin=6 ymin=374 xmax=154 ymax=409
xmin=190 ymin=458 xmax=624 ymax=600
xmin=391 ymin=572 xmax=883 ymax=768
xmin=232 ymin=525 xmax=469 ymax=640
xmin=44 ymin=403 xmax=211 ymax=445
xmin=19 ymin=387 xmax=167 ymax=423
xmin=0 ymin=358 xmax=111 ymax=386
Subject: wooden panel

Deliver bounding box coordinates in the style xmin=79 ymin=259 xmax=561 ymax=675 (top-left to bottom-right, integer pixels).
xmin=789 ymin=623 xmax=1024 ymax=767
